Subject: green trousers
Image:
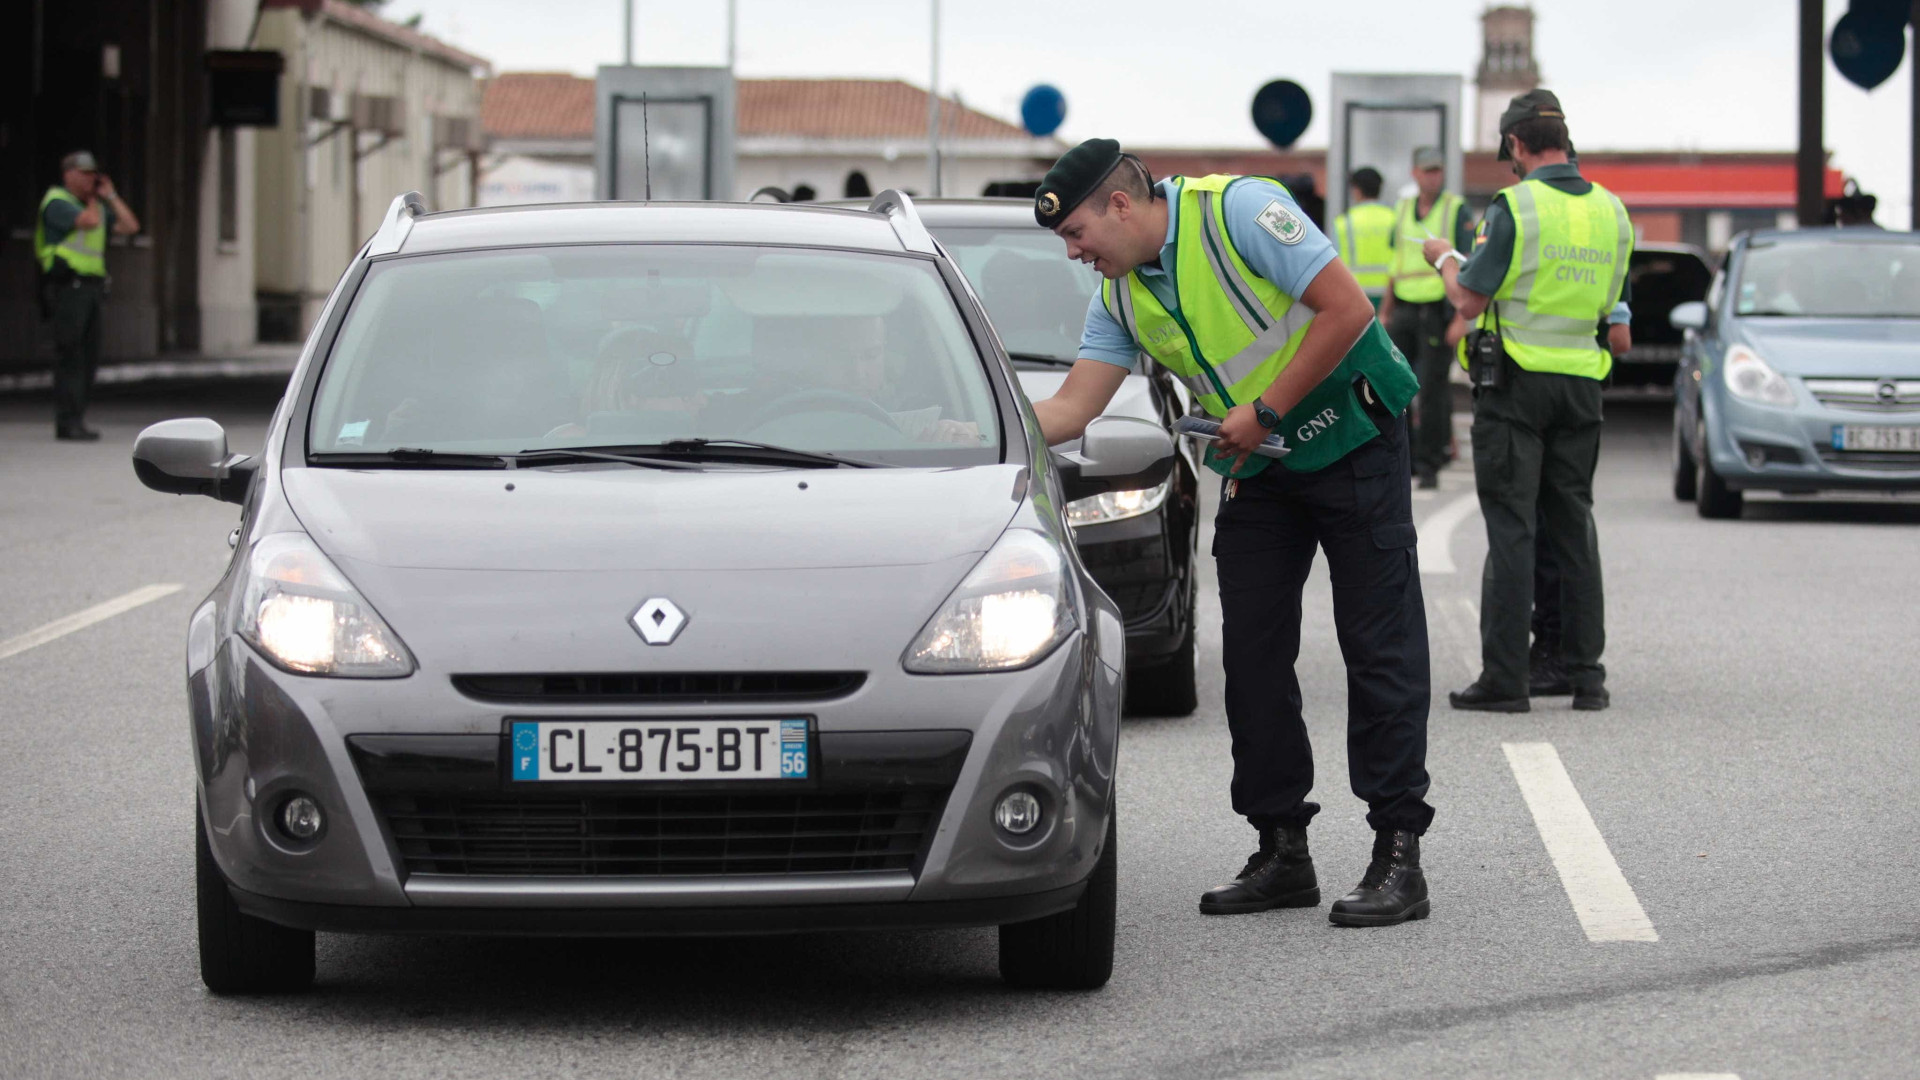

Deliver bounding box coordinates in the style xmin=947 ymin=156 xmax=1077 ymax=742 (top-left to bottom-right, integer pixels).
xmin=50 ymin=277 xmax=105 ymax=431
xmin=1387 ymin=298 xmax=1454 ymax=478
xmin=1469 ymin=367 xmax=1606 ymax=698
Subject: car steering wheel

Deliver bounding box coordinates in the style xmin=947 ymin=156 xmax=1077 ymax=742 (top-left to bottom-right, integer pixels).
xmin=744 ymin=388 xmax=901 ymax=432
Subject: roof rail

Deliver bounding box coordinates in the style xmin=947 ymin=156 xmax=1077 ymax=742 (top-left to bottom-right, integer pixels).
xmin=867 ymin=189 xmax=936 ymax=255
xmin=367 ymin=191 xmax=428 ymax=256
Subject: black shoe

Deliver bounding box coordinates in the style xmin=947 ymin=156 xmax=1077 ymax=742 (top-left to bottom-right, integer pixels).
xmin=1572 ymin=684 xmax=1611 ymax=711
xmin=1329 ymin=829 xmax=1430 ymax=927
xmin=1198 ymin=825 xmax=1320 ymax=915
xmin=1415 ymin=471 xmax=1439 ymax=490
xmin=1448 ymin=681 xmax=1529 ymax=712
xmin=1529 ymin=652 xmax=1571 ymax=696
xmin=56 ymin=425 xmax=101 ymax=442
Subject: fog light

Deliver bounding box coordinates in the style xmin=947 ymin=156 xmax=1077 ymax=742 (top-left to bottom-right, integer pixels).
xmin=278 ymin=794 xmax=324 ymax=841
xmin=1746 ymin=447 xmax=1767 ymax=470
xmin=994 ymin=790 xmax=1043 ymax=835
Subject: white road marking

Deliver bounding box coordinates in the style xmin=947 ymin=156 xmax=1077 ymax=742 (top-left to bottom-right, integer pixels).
xmin=1503 ymin=741 xmax=1659 ymax=943
xmin=1655 ymin=1074 xmax=1741 ymax=1079
xmin=0 ymin=584 xmax=185 ymax=662
xmin=1419 ymin=493 xmax=1480 ymax=575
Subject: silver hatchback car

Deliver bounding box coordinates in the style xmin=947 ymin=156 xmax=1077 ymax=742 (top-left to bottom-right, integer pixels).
xmin=134 ymin=191 xmax=1175 ymax=992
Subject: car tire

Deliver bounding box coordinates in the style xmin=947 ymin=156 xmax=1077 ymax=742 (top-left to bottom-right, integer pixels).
xmin=1695 ymin=444 xmax=1744 ymax=520
xmin=997 ymin=807 xmax=1116 ymax=991
xmin=197 ymin=804 xmax=316 ymax=994
xmin=1672 ymin=408 xmax=1698 ymax=502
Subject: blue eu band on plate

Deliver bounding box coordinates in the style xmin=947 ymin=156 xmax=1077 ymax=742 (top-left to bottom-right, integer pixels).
xmin=511 ymin=718 xmax=809 ymax=781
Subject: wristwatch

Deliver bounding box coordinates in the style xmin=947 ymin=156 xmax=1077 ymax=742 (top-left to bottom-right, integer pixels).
xmin=1252 ymin=399 xmax=1281 ymax=429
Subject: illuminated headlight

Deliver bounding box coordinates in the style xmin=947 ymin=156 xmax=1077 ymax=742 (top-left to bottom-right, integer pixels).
xmin=1723 ymin=345 xmax=1796 ymax=407
xmin=903 ymin=530 xmax=1074 ymax=673
xmin=1066 ymin=477 xmax=1171 ymax=526
xmin=237 ymin=533 xmax=415 ymax=677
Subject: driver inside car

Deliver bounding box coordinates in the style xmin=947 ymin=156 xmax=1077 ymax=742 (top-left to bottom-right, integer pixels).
xmin=730 ymin=314 xmax=983 ymax=444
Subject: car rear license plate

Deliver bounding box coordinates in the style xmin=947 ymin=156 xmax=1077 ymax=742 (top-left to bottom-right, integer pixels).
xmin=510 ymin=719 xmax=809 ymax=781
xmin=1832 ymin=425 xmax=1920 ymax=452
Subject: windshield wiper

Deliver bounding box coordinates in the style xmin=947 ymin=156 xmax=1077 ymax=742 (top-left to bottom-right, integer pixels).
xmin=1006 ymin=351 xmax=1078 ymax=367
xmin=309 ymin=448 xmax=510 ymax=468
xmin=507 ymin=448 xmax=702 ymax=471
xmin=655 ymin=438 xmax=885 ymax=468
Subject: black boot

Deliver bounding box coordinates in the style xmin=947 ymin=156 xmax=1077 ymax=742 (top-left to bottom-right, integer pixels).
xmin=1529 ymin=642 xmax=1571 ymax=696
xmin=1329 ymin=829 xmax=1429 ymax=927
xmin=1448 ymin=681 xmax=1529 ymax=712
xmin=1198 ymin=825 xmax=1319 ymax=915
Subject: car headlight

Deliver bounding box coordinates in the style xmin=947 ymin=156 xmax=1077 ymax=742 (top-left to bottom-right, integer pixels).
xmin=1066 ymin=477 xmax=1171 ymax=526
xmin=904 ymin=529 xmax=1074 ymax=673
xmin=237 ymin=533 xmax=415 ymax=677
xmin=1723 ymin=345 xmax=1795 ymax=407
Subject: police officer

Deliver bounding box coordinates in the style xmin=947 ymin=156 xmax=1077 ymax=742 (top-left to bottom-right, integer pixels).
xmin=1029 ymin=139 xmax=1435 ymax=927
xmin=1422 ymin=91 xmax=1629 ymax=713
xmin=1333 ymin=168 xmax=1395 ymax=312
xmin=34 ymin=150 xmax=140 ymax=441
xmin=1382 ymin=147 xmax=1472 ymax=490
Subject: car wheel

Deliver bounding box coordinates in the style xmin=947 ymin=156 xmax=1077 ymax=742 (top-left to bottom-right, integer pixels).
xmin=1672 ymin=408 xmax=1697 ymax=502
xmin=197 ymin=803 xmax=316 ymax=994
xmin=1124 ymin=612 xmax=1198 ymax=717
xmin=1695 ymin=437 xmax=1744 ymax=520
xmin=997 ymin=807 xmax=1116 ymax=990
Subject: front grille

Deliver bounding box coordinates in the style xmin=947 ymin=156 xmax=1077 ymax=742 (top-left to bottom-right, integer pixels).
xmin=377 ymin=789 xmax=945 ymax=877
xmin=454 ymin=672 xmax=864 ymax=705
xmin=1815 ymin=448 xmax=1920 ymax=472
xmin=1804 ymin=378 xmax=1920 ymax=414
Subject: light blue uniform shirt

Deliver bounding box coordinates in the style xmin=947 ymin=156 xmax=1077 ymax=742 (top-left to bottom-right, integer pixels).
xmin=1078 ymin=177 xmax=1338 ymax=370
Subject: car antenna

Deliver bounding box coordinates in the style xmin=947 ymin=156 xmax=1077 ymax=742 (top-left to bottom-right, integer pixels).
xmin=642 ymin=92 xmax=652 ymax=201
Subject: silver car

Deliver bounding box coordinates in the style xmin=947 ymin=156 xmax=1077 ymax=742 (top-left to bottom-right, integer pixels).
xmin=1672 ymin=227 xmax=1920 ymax=517
xmin=134 ymin=191 xmax=1175 ymax=993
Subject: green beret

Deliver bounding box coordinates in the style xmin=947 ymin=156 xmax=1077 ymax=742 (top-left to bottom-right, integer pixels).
xmin=1496 ymin=89 xmax=1565 ymax=161
xmin=1034 ymin=138 xmax=1122 ymax=227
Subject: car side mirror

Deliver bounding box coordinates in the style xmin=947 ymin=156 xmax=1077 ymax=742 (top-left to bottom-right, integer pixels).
xmin=1669 ymin=300 xmax=1708 ymax=331
xmin=132 ymin=418 xmax=257 ymax=505
xmin=1052 ymin=416 xmax=1176 ymax=503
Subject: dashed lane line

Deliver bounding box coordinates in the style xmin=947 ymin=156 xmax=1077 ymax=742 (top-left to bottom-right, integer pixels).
xmin=1503 ymin=741 xmax=1660 ymax=943
xmin=1418 ymin=492 xmax=1480 ymax=575
xmin=0 ymin=584 xmax=184 ymax=662
xmin=1655 ymin=1074 xmax=1741 ymax=1079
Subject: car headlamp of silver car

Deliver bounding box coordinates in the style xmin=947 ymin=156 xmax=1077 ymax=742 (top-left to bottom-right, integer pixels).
xmin=1065 ymin=477 xmax=1171 ymax=527
xmin=1723 ymin=345 xmax=1796 ymax=407
xmin=904 ymin=529 xmax=1074 ymax=673
xmin=237 ymin=533 xmax=416 ymax=677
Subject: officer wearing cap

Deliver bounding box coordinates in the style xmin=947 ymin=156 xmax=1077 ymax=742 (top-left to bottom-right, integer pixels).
xmin=1381 ymin=147 xmax=1473 ymax=490
xmin=1029 ymin=139 xmax=1436 ymax=927
xmin=1332 ymin=168 xmax=1394 ymax=311
xmin=33 ymin=150 xmax=141 ymax=441
xmin=1420 ymin=91 xmax=1630 ymax=714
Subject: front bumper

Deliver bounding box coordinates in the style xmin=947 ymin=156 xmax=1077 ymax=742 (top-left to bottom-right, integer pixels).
xmin=192 ymin=627 xmax=1121 ymax=931
xmin=1707 ymin=389 xmax=1920 ymax=492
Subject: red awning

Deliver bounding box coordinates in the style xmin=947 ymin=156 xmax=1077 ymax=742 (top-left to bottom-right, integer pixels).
xmin=1576 ymin=162 xmax=1847 ymax=210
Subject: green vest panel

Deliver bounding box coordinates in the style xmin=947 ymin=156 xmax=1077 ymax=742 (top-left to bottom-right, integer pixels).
xmin=1466 ymin=178 xmax=1632 ymax=380
xmin=1099 ymin=174 xmax=1420 ymax=475
xmin=33 ymin=187 xmax=107 ymax=277
xmin=1335 ymin=202 xmax=1396 ymax=297
xmin=1388 ymin=193 xmax=1463 ymax=303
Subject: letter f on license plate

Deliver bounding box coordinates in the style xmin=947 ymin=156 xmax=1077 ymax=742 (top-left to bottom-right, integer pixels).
xmin=511 ymin=719 xmax=809 ymax=781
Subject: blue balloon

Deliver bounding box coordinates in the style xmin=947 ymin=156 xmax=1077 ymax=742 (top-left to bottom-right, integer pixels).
xmin=1021 ymin=85 xmax=1067 ymax=137
xmin=1830 ymin=8 xmax=1906 ymax=90
xmin=1251 ymin=80 xmax=1312 ymax=150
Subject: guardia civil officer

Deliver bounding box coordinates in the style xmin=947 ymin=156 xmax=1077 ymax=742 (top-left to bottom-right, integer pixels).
xmin=1029 ymin=139 xmax=1435 ymax=927
xmin=1381 ymin=147 xmax=1473 ymax=490
xmin=1332 ymin=168 xmax=1394 ymax=311
xmin=1421 ymin=91 xmax=1630 ymax=713
xmin=34 ymin=150 xmax=141 ymax=441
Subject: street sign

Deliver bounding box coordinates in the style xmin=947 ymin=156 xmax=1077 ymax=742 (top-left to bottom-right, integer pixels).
xmin=1829 ymin=5 xmax=1907 ymax=90
xmin=1020 ymin=85 xmax=1067 ymax=137
xmin=1251 ymin=80 xmax=1312 ymax=149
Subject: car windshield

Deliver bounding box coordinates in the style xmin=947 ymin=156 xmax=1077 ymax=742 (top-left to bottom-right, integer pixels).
xmin=308 ymin=245 xmax=1002 ymax=466
xmin=931 ymin=226 xmax=1100 ymax=363
xmin=1734 ymin=241 xmax=1920 ymax=318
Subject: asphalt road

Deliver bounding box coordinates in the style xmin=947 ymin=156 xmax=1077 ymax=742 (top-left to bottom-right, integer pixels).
xmin=1 ymin=384 xmax=1914 ymax=1080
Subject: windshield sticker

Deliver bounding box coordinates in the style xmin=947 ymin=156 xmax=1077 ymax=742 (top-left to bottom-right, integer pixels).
xmin=1257 ymin=201 xmax=1307 ymax=245
xmin=337 ymin=420 xmax=370 ymax=445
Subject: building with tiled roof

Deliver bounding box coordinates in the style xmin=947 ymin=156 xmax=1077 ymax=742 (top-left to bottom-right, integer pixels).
xmin=478 ymin=72 xmax=1061 ymax=204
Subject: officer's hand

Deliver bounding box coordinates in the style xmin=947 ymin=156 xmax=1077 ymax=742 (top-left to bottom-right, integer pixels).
xmin=96 ymin=175 xmax=117 ymax=200
xmin=1421 ymin=238 xmax=1453 ymax=267
xmin=1444 ymin=313 xmax=1468 ymax=348
xmin=1215 ymin=402 xmax=1268 ymax=471
xmin=1607 ymin=323 xmax=1632 ymax=356
xmin=75 ymin=205 xmax=102 ymax=229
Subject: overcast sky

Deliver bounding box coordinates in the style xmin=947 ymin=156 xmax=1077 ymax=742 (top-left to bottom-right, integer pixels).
xmin=396 ymin=0 xmax=1915 ymax=226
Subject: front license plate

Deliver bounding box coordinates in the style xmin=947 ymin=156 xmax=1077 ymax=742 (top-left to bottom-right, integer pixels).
xmin=1832 ymin=425 xmax=1920 ymax=452
xmin=510 ymin=719 xmax=809 ymax=781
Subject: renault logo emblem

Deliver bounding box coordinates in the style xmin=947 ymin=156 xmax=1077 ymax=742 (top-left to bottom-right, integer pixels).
xmin=630 ymin=598 xmax=688 ymax=645
xmin=1878 ymin=380 xmax=1899 ymax=403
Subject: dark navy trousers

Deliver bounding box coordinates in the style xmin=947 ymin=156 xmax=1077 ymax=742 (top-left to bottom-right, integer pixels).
xmin=1211 ymin=411 xmax=1436 ymax=835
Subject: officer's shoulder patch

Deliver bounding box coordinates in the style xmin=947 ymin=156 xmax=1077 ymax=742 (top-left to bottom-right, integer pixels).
xmin=1255 ymin=200 xmax=1306 ymax=245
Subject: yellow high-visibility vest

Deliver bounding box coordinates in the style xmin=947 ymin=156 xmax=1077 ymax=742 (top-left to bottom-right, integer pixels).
xmin=1389 ymin=192 xmax=1464 ymax=303
xmin=1334 ymin=201 xmax=1395 ymax=297
xmin=33 ymin=187 xmax=107 ymax=277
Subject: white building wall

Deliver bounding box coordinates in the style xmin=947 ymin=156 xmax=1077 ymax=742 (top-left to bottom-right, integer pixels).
xmin=197 ymin=0 xmax=260 ymax=355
